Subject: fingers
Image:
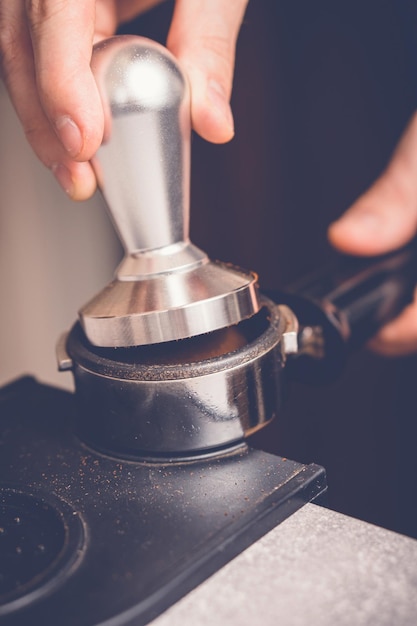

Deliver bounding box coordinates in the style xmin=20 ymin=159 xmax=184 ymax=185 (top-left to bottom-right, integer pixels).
xmin=328 ymin=112 xmax=417 ymax=355
xmin=167 ymin=0 xmax=249 ymax=143
xmin=51 ymin=161 xmax=97 ymax=200
xmin=0 ymin=1 xmax=113 ymax=199
xmin=328 ymin=112 xmax=417 ymax=255
xmin=27 ymin=1 xmax=102 ymax=160
xmin=367 ymin=290 xmax=417 ymax=356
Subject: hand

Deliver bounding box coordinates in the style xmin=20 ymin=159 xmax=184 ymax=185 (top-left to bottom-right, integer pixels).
xmin=0 ymin=0 xmax=248 ymax=200
xmin=328 ymin=112 xmax=417 ymax=356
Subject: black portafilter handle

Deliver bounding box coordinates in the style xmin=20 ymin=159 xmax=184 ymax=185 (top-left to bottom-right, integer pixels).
xmin=267 ymin=240 xmax=417 ymax=383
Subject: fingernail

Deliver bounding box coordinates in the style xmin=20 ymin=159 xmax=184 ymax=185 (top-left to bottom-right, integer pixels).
xmin=52 ymin=163 xmax=74 ymax=196
xmin=207 ymin=80 xmax=234 ymax=132
xmin=55 ymin=116 xmax=82 ymax=157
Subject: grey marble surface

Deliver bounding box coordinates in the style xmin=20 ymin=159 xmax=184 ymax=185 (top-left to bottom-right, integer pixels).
xmin=151 ymin=503 xmax=417 ymax=626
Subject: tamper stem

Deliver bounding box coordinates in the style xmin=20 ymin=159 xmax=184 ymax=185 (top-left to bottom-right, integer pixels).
xmin=92 ymin=36 xmax=190 ymax=254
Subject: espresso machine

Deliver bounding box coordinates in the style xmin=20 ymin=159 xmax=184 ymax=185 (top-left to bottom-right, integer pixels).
xmin=1 ymin=36 xmax=416 ymax=625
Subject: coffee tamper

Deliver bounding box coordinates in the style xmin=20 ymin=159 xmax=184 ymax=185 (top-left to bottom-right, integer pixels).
xmin=59 ymin=35 xmax=298 ymax=458
xmin=79 ymin=36 xmax=259 ymax=348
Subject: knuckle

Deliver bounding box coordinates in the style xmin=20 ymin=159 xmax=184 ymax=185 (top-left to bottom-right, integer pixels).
xmin=25 ymin=0 xmax=67 ymax=30
xmin=200 ymin=33 xmax=233 ymax=56
xmin=23 ymin=123 xmax=40 ymax=142
xmin=22 ymin=123 xmax=58 ymax=168
xmin=23 ymin=124 xmax=46 ymax=155
xmin=198 ymin=34 xmax=234 ymax=74
xmin=169 ymin=33 xmax=234 ymax=87
xmin=0 ymin=17 xmax=22 ymax=80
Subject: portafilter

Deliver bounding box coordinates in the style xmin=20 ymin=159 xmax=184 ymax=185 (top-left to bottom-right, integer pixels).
xmin=59 ymin=35 xmax=417 ymax=460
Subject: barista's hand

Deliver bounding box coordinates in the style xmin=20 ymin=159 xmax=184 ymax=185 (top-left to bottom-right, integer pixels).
xmin=328 ymin=112 xmax=417 ymax=356
xmin=0 ymin=0 xmax=248 ymax=199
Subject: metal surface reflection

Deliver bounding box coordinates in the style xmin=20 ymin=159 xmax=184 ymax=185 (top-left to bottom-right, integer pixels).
xmin=67 ymin=300 xmax=295 ymax=457
xmin=79 ymin=36 xmax=259 ymax=347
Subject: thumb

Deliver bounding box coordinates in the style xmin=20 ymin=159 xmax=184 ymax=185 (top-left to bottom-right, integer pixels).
xmin=167 ymin=0 xmax=249 ymax=144
xmin=328 ymin=112 xmax=417 ymax=256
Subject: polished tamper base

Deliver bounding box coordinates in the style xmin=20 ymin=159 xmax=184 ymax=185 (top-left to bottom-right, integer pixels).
xmin=80 ymin=259 xmax=259 ymax=347
xmin=78 ymin=36 xmax=261 ymax=348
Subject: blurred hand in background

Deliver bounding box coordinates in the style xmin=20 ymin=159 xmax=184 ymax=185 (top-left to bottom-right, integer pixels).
xmin=329 ymin=113 xmax=417 ymax=356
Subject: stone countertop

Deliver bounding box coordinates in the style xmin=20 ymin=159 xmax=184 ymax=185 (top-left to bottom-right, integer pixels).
xmin=151 ymin=503 xmax=417 ymax=626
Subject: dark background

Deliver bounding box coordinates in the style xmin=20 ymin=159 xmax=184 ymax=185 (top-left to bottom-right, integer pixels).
xmin=121 ymin=0 xmax=417 ymax=538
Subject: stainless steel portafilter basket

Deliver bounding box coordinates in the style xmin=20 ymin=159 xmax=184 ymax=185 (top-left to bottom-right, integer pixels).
xmin=79 ymin=36 xmax=259 ymax=348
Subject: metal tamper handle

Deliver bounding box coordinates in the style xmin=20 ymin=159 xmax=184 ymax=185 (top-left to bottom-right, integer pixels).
xmin=79 ymin=35 xmax=259 ymax=347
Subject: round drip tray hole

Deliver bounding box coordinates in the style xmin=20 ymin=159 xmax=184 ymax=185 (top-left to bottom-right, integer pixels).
xmin=0 ymin=487 xmax=84 ymax=612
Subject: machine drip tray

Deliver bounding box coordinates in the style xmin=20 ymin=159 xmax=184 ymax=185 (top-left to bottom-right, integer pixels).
xmin=0 ymin=378 xmax=327 ymax=625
